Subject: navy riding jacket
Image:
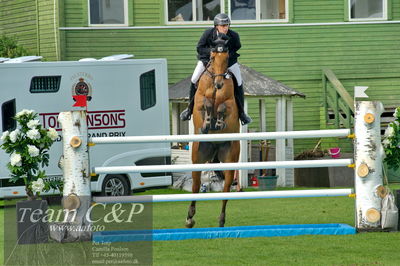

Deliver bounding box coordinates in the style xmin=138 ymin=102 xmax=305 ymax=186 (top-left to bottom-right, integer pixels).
xmin=196 ymin=27 xmax=241 ymax=67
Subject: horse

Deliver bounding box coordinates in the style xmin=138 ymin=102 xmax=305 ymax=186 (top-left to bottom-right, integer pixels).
xmin=186 ymin=36 xmax=240 ymax=228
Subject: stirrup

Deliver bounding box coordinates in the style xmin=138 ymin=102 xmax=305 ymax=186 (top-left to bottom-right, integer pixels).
xmin=180 ymin=108 xmax=192 ymax=121
xmin=240 ymin=113 xmax=252 ymax=125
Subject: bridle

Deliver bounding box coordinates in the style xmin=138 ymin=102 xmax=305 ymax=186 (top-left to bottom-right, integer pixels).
xmin=202 ymin=39 xmax=231 ymax=121
xmin=204 ymin=61 xmax=230 ymax=80
xmin=204 ymin=44 xmax=231 ymax=81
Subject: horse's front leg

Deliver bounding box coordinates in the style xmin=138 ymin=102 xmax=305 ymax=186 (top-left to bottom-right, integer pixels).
xmin=215 ymin=102 xmax=226 ymax=131
xmin=186 ymin=170 xmax=201 ymax=228
xmin=219 ymin=169 xmax=235 ymax=227
xmin=201 ymin=98 xmax=213 ymax=134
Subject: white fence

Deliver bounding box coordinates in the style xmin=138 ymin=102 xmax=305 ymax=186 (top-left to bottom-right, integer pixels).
xmin=94 ymin=159 xmax=353 ymax=175
xmin=90 ymin=129 xmax=351 ymax=144
xmin=60 ymin=101 xmax=385 ymax=230
xmin=93 ymin=189 xmax=353 ymax=203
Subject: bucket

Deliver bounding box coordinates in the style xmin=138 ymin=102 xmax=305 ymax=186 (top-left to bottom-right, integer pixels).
xmin=258 ymin=176 xmax=278 ymax=191
xmin=329 ymin=147 xmax=341 ymax=158
xmin=250 ymin=176 xmax=259 ymax=187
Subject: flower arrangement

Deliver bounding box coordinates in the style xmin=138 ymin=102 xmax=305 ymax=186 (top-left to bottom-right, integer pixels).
xmin=0 ymin=109 xmax=62 ymax=200
xmin=382 ymin=107 xmax=400 ymax=170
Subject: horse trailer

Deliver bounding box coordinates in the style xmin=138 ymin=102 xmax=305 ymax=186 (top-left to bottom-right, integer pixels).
xmin=0 ymin=56 xmax=172 ymax=198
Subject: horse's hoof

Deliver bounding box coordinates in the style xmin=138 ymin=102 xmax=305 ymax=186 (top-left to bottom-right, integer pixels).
xmin=216 ymin=125 xmax=226 ymax=131
xmin=219 ymin=214 xmax=225 ymax=227
xmin=185 ymin=218 xmax=195 ymax=228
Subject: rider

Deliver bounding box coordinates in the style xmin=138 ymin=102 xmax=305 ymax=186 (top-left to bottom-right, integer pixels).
xmin=180 ymin=13 xmax=252 ymax=125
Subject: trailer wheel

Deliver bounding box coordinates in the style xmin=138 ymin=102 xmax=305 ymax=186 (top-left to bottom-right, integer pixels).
xmin=101 ymin=175 xmax=130 ymax=196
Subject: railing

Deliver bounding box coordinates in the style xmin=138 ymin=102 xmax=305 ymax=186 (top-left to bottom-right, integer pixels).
xmin=322 ymin=69 xmax=354 ymax=128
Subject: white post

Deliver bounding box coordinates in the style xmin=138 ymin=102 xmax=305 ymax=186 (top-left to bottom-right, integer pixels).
xmin=259 ymin=98 xmax=266 ymax=132
xmin=355 ymin=101 xmax=385 ymax=230
xmin=55 ymin=110 xmax=91 ymax=241
xmin=171 ymin=103 xmax=179 ymax=146
xmin=276 ymin=97 xmax=286 ymax=186
xmin=239 ymin=97 xmax=249 ymax=188
xmin=189 ymin=118 xmax=195 ymax=157
xmin=286 ymin=98 xmax=294 ymax=186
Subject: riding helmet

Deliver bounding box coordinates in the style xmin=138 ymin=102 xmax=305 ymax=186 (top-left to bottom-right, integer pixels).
xmin=214 ymin=13 xmax=230 ymax=26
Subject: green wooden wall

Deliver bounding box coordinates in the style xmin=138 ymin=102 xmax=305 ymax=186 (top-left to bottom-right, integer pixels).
xmin=0 ymin=0 xmax=59 ymax=61
xmin=0 ymin=0 xmax=38 ymax=54
xmin=37 ymin=0 xmax=59 ymax=60
xmin=294 ymin=0 xmax=344 ymax=23
xmin=133 ymin=0 xmax=163 ymax=26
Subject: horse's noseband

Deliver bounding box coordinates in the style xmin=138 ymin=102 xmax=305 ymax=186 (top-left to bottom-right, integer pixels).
xmin=205 ymin=67 xmax=231 ymax=80
xmin=212 ymin=71 xmax=231 ymax=79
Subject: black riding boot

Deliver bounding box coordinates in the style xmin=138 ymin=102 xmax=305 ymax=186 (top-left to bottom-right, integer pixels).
xmin=235 ymin=85 xmax=252 ymax=125
xmin=180 ymin=83 xmax=197 ymax=121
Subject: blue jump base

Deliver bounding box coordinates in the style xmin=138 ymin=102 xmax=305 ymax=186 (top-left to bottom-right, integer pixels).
xmin=92 ymin=223 xmax=355 ymax=242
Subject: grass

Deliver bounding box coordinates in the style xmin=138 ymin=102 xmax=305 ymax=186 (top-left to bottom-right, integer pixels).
xmin=0 ymin=207 xmax=3 ymax=265
xmin=1 ymin=186 xmax=400 ymax=265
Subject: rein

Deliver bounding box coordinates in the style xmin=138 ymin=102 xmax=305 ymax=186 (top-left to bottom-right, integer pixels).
xmin=204 ymin=61 xmax=230 ymax=79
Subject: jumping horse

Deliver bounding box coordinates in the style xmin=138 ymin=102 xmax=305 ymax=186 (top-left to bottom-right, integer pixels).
xmin=186 ymin=36 xmax=240 ymax=228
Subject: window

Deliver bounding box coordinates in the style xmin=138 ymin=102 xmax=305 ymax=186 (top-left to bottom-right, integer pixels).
xmin=140 ymin=70 xmax=156 ymax=110
xmin=89 ymin=0 xmax=127 ymax=25
xmin=2 ymin=99 xmax=16 ymax=132
xmin=230 ymin=0 xmax=288 ymax=22
xmin=349 ymin=0 xmax=387 ymax=20
xmin=30 ymin=76 xmax=61 ymax=93
xmin=167 ymin=0 xmax=223 ymax=23
xmin=135 ymin=156 xmax=171 ymax=178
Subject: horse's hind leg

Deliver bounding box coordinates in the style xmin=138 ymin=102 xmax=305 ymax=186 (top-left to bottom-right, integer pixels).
xmin=218 ymin=141 xmax=240 ymax=227
xmin=219 ymin=169 xmax=235 ymax=227
xmin=187 ymin=142 xmax=215 ymax=228
xmin=186 ymin=170 xmax=201 ymax=228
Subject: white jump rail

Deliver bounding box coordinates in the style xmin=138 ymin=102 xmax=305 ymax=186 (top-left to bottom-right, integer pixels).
xmin=93 ymin=189 xmax=353 ymax=203
xmin=94 ymin=159 xmax=353 ymax=174
xmin=90 ymin=129 xmax=351 ymax=144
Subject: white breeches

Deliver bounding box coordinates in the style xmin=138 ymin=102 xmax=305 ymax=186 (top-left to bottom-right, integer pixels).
xmin=191 ymin=61 xmax=242 ymax=86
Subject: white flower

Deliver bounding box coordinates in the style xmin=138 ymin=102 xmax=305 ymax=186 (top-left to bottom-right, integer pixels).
xmin=382 ymin=138 xmax=391 ymax=148
xmin=384 ymin=126 xmax=395 ymax=138
xmin=47 ymin=128 xmax=58 ymax=141
xmin=28 ymin=145 xmax=40 ymax=157
xmin=27 ymin=119 xmax=40 ymax=129
xmin=394 ymin=108 xmax=400 ymax=119
xmin=27 ymin=129 xmax=40 ymax=140
xmin=10 ymin=152 xmax=22 ymax=167
xmin=31 ymin=178 xmax=45 ymax=194
xmin=1 ymin=131 xmax=9 ymax=141
xmin=9 ymin=129 xmax=20 ymax=143
xmin=15 ymin=109 xmax=34 ymax=118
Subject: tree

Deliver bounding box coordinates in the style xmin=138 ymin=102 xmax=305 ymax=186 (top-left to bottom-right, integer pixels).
xmin=0 ymin=34 xmax=29 ymax=58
